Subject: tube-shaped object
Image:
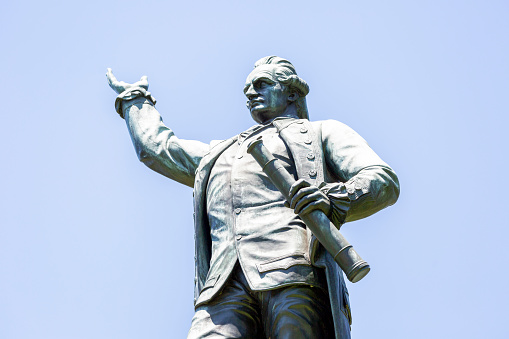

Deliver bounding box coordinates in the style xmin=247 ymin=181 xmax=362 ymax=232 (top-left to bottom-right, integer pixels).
xmin=247 ymin=138 xmax=370 ymax=283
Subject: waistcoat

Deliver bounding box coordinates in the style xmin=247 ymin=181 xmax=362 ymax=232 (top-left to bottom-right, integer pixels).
xmin=192 ymin=118 xmax=351 ymax=338
xmin=199 ymin=122 xmax=326 ymax=306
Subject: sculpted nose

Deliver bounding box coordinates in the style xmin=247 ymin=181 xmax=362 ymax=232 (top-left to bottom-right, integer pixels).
xmin=247 ymin=93 xmax=257 ymax=101
xmin=245 ymin=85 xmax=257 ymax=100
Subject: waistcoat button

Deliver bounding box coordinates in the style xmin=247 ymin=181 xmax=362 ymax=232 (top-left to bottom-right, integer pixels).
xmin=236 ymin=235 xmax=242 ymax=241
xmin=309 ymin=169 xmax=317 ymax=177
xmin=304 ymin=139 xmax=312 ymax=144
xmin=307 ymin=152 xmax=315 ymax=160
xmin=235 ymin=208 xmax=242 ymax=214
xmin=300 ymin=127 xmax=308 ymax=133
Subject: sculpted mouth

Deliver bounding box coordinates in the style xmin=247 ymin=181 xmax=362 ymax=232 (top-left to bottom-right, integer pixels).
xmin=249 ymin=99 xmax=263 ymax=109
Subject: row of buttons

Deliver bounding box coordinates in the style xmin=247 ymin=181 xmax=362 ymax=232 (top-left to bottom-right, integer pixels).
xmin=231 ymin=120 xmax=315 ymax=240
xmin=297 ymin=120 xmax=312 ymax=144
xmin=298 ymin=121 xmax=317 ymax=178
xmin=235 ymin=209 xmax=242 ymax=241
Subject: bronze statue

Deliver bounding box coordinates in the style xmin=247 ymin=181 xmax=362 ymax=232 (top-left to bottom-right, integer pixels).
xmin=107 ymin=56 xmax=400 ymax=338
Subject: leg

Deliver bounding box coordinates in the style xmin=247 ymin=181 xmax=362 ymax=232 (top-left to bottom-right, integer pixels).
xmin=261 ymin=285 xmax=334 ymax=339
xmin=187 ymin=266 xmax=263 ymax=339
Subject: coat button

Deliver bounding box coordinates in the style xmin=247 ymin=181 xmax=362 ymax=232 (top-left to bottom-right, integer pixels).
xmin=307 ymin=152 xmax=315 ymax=160
xmin=300 ymin=127 xmax=308 ymax=133
xmin=236 ymin=235 xmax=242 ymax=241
xmin=304 ymin=139 xmax=312 ymax=144
xmin=235 ymin=208 xmax=242 ymax=214
xmin=296 ymin=120 xmax=304 ymax=124
xmin=309 ymin=169 xmax=317 ymax=177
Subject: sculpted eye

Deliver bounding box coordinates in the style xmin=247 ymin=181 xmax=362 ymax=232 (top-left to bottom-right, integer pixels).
xmin=255 ymin=79 xmax=270 ymax=89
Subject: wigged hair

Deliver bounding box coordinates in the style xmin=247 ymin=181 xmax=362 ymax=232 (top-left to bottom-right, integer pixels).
xmin=253 ymin=56 xmax=310 ymax=120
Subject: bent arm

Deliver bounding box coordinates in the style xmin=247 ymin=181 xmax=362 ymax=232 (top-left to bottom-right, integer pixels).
xmin=122 ymin=97 xmax=209 ymax=187
xmin=320 ymin=120 xmax=400 ymax=224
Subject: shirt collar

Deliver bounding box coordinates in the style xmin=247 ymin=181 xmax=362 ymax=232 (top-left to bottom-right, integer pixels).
xmin=238 ymin=116 xmax=296 ymax=144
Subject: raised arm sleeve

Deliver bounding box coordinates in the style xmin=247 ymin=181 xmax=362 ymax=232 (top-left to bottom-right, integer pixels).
xmin=121 ymin=96 xmax=209 ymax=188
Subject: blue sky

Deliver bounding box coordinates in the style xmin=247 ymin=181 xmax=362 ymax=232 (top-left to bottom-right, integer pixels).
xmin=1 ymin=1 xmax=508 ymax=338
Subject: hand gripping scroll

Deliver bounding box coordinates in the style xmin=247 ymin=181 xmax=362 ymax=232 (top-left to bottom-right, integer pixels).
xmin=247 ymin=138 xmax=370 ymax=283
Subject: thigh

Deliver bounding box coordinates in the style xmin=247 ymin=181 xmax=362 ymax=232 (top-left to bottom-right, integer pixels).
xmin=187 ymin=271 xmax=262 ymax=339
xmin=262 ymin=285 xmax=334 ymax=339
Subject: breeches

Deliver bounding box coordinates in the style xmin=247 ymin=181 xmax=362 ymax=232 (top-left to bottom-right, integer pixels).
xmin=187 ymin=263 xmax=334 ymax=339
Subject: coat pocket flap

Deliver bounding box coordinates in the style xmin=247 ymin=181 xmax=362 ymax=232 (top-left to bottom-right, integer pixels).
xmin=201 ymin=275 xmax=220 ymax=290
xmin=256 ymin=253 xmax=310 ymax=273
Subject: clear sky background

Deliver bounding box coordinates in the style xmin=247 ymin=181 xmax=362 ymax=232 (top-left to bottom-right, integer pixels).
xmin=1 ymin=1 xmax=508 ymax=338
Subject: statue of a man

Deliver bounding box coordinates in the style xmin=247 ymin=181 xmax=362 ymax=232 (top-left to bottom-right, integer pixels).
xmin=107 ymin=56 xmax=399 ymax=338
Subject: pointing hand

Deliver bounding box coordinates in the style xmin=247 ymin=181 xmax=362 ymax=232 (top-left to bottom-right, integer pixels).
xmin=106 ymin=68 xmax=149 ymax=94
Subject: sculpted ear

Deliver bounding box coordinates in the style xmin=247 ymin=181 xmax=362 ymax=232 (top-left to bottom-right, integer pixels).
xmin=288 ymin=92 xmax=299 ymax=103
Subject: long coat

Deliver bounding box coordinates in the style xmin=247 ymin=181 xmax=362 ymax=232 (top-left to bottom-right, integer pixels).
xmin=122 ymin=97 xmax=400 ymax=338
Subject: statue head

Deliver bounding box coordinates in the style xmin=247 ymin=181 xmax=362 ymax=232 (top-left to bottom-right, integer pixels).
xmin=244 ymin=56 xmax=309 ymax=123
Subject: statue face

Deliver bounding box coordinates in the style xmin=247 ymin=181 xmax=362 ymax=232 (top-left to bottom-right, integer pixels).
xmin=244 ymin=65 xmax=291 ymax=124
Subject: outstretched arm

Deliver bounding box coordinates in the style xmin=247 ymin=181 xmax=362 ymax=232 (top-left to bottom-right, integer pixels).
xmin=106 ymin=69 xmax=209 ymax=187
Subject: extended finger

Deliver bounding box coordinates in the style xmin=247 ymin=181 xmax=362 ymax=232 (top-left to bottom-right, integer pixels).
xmin=290 ymin=186 xmax=316 ymax=209
xmin=293 ymin=191 xmax=323 ymax=214
xmin=288 ymin=179 xmax=311 ymax=199
xmin=106 ymin=68 xmax=119 ymax=87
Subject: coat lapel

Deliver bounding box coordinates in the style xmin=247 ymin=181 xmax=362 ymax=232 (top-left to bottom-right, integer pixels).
xmin=193 ymin=136 xmax=237 ymax=300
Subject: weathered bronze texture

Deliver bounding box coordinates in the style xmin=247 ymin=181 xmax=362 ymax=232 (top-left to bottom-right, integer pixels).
xmin=247 ymin=138 xmax=370 ymax=283
xmin=106 ymin=55 xmax=400 ymax=338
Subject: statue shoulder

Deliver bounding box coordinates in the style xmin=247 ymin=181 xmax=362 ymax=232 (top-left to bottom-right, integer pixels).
xmin=210 ymin=139 xmax=225 ymax=148
xmin=309 ymin=119 xmax=357 ymax=136
xmin=209 ymin=136 xmax=238 ymax=150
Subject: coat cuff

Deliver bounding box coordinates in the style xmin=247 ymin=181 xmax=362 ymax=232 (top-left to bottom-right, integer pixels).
xmin=319 ymin=182 xmax=350 ymax=227
xmin=319 ymin=177 xmax=371 ymax=227
xmin=114 ymin=87 xmax=157 ymax=118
